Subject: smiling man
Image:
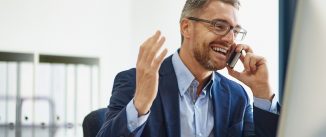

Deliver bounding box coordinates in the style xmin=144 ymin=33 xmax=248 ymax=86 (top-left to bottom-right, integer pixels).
xmin=97 ymin=0 xmax=279 ymax=137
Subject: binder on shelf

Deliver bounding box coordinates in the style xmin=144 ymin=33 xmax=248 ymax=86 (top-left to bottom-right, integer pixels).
xmin=51 ymin=64 xmax=66 ymax=125
xmin=0 ymin=51 xmax=101 ymax=137
xmin=66 ymin=64 xmax=76 ymax=127
xmin=0 ymin=62 xmax=7 ymax=125
xmin=35 ymin=64 xmax=51 ymax=97
xmin=20 ymin=62 xmax=34 ymax=126
xmin=76 ymin=65 xmax=91 ymax=125
xmin=91 ymin=66 xmax=100 ymax=111
xmin=6 ymin=63 xmax=17 ymax=125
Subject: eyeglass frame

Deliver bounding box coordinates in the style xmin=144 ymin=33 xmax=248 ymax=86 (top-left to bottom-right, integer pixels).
xmin=187 ymin=16 xmax=247 ymax=41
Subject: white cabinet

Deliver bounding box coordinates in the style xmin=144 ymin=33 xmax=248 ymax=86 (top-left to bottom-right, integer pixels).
xmin=0 ymin=52 xmax=100 ymax=137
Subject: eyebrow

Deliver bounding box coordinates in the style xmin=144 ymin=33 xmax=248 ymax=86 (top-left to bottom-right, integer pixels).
xmin=212 ymin=18 xmax=242 ymax=28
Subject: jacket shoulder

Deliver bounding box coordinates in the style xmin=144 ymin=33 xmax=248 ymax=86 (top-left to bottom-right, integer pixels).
xmin=112 ymin=68 xmax=136 ymax=92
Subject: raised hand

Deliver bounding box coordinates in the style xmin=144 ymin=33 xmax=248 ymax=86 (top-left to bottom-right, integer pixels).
xmin=134 ymin=31 xmax=168 ymax=115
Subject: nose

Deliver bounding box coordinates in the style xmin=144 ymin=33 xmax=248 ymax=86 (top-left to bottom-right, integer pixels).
xmin=221 ymin=30 xmax=235 ymax=44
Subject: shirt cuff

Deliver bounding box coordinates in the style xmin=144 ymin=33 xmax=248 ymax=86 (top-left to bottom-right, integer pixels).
xmin=126 ymin=99 xmax=150 ymax=132
xmin=253 ymin=95 xmax=278 ymax=114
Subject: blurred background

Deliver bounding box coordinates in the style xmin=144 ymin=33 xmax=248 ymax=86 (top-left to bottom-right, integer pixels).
xmin=0 ymin=0 xmax=279 ymax=137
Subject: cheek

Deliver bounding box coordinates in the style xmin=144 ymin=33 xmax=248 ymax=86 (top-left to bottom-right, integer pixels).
xmin=191 ymin=26 xmax=222 ymax=49
xmin=197 ymin=32 xmax=220 ymax=44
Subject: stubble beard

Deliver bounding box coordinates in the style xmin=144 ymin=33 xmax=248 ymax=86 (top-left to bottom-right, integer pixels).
xmin=193 ymin=44 xmax=221 ymax=71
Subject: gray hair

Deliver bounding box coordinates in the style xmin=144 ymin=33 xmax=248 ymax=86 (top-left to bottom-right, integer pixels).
xmin=180 ymin=0 xmax=240 ymax=43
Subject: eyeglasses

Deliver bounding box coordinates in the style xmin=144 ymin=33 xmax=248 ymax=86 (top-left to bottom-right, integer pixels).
xmin=187 ymin=17 xmax=247 ymax=41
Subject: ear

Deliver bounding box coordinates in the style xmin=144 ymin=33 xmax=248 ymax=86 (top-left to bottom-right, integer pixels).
xmin=180 ymin=18 xmax=191 ymax=40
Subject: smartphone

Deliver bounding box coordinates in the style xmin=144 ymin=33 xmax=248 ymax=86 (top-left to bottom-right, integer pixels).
xmin=227 ymin=49 xmax=242 ymax=69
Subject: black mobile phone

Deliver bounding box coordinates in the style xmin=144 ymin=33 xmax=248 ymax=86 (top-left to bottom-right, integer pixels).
xmin=227 ymin=49 xmax=242 ymax=69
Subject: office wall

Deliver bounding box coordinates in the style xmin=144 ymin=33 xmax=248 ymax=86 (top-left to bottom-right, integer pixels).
xmin=0 ymin=0 xmax=132 ymax=106
xmin=0 ymin=0 xmax=278 ymax=120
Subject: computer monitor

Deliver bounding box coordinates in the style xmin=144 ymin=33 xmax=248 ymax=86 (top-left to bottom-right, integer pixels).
xmin=277 ymin=0 xmax=326 ymax=137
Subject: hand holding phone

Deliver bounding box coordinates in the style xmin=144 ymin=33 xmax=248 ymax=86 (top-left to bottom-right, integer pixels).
xmin=227 ymin=49 xmax=242 ymax=69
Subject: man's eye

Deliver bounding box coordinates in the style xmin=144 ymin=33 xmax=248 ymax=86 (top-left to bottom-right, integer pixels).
xmin=233 ymin=30 xmax=240 ymax=35
xmin=214 ymin=23 xmax=228 ymax=31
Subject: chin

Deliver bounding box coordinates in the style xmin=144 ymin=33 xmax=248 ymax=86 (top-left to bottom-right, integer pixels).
xmin=205 ymin=61 xmax=226 ymax=71
xmin=214 ymin=66 xmax=226 ymax=71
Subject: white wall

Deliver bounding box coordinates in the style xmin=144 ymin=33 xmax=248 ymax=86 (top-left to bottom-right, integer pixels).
xmin=0 ymin=0 xmax=278 ymax=106
xmin=0 ymin=0 xmax=133 ymax=107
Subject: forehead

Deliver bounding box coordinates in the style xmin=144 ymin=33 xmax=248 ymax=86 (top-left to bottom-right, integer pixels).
xmin=198 ymin=1 xmax=239 ymax=26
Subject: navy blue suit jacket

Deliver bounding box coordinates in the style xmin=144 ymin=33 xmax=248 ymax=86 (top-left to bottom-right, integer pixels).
xmin=97 ymin=55 xmax=279 ymax=137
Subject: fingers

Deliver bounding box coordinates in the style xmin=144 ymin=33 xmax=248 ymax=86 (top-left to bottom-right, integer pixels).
xmin=236 ymin=44 xmax=253 ymax=53
xmin=138 ymin=32 xmax=156 ymax=64
xmin=243 ymin=53 xmax=251 ymax=71
xmin=137 ymin=30 xmax=167 ymax=70
xmin=234 ymin=44 xmax=255 ymax=71
xmin=249 ymin=55 xmax=257 ymax=72
xmin=233 ymin=44 xmax=250 ymax=63
xmin=153 ymin=48 xmax=168 ymax=71
xmin=239 ymin=53 xmax=245 ymax=63
xmin=140 ymin=31 xmax=162 ymax=62
xmin=146 ymin=35 xmax=166 ymax=63
xmin=241 ymin=53 xmax=266 ymax=72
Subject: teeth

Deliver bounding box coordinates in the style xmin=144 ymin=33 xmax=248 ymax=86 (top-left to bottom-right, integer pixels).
xmin=212 ymin=47 xmax=227 ymax=54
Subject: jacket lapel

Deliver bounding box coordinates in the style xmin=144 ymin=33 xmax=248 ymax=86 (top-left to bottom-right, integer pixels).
xmin=158 ymin=56 xmax=181 ymax=137
xmin=211 ymin=73 xmax=231 ymax=137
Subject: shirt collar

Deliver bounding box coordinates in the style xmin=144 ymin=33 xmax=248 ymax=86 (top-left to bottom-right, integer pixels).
xmin=172 ymin=51 xmax=215 ymax=97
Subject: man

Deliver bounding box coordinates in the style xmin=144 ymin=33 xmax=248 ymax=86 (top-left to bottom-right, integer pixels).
xmin=97 ymin=0 xmax=279 ymax=136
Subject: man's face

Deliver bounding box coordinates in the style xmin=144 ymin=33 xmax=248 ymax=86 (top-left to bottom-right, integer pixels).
xmin=187 ymin=1 xmax=239 ymax=71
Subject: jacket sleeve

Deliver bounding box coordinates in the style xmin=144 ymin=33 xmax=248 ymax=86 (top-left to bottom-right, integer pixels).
xmin=243 ymin=100 xmax=280 ymax=137
xmin=253 ymin=105 xmax=280 ymax=137
xmin=96 ymin=69 xmax=147 ymax=137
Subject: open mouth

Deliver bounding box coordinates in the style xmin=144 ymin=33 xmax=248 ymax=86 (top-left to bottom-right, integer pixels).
xmin=212 ymin=47 xmax=228 ymax=56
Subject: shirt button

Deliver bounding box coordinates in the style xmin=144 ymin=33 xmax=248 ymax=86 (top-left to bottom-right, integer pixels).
xmin=130 ymin=121 xmax=136 ymax=126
